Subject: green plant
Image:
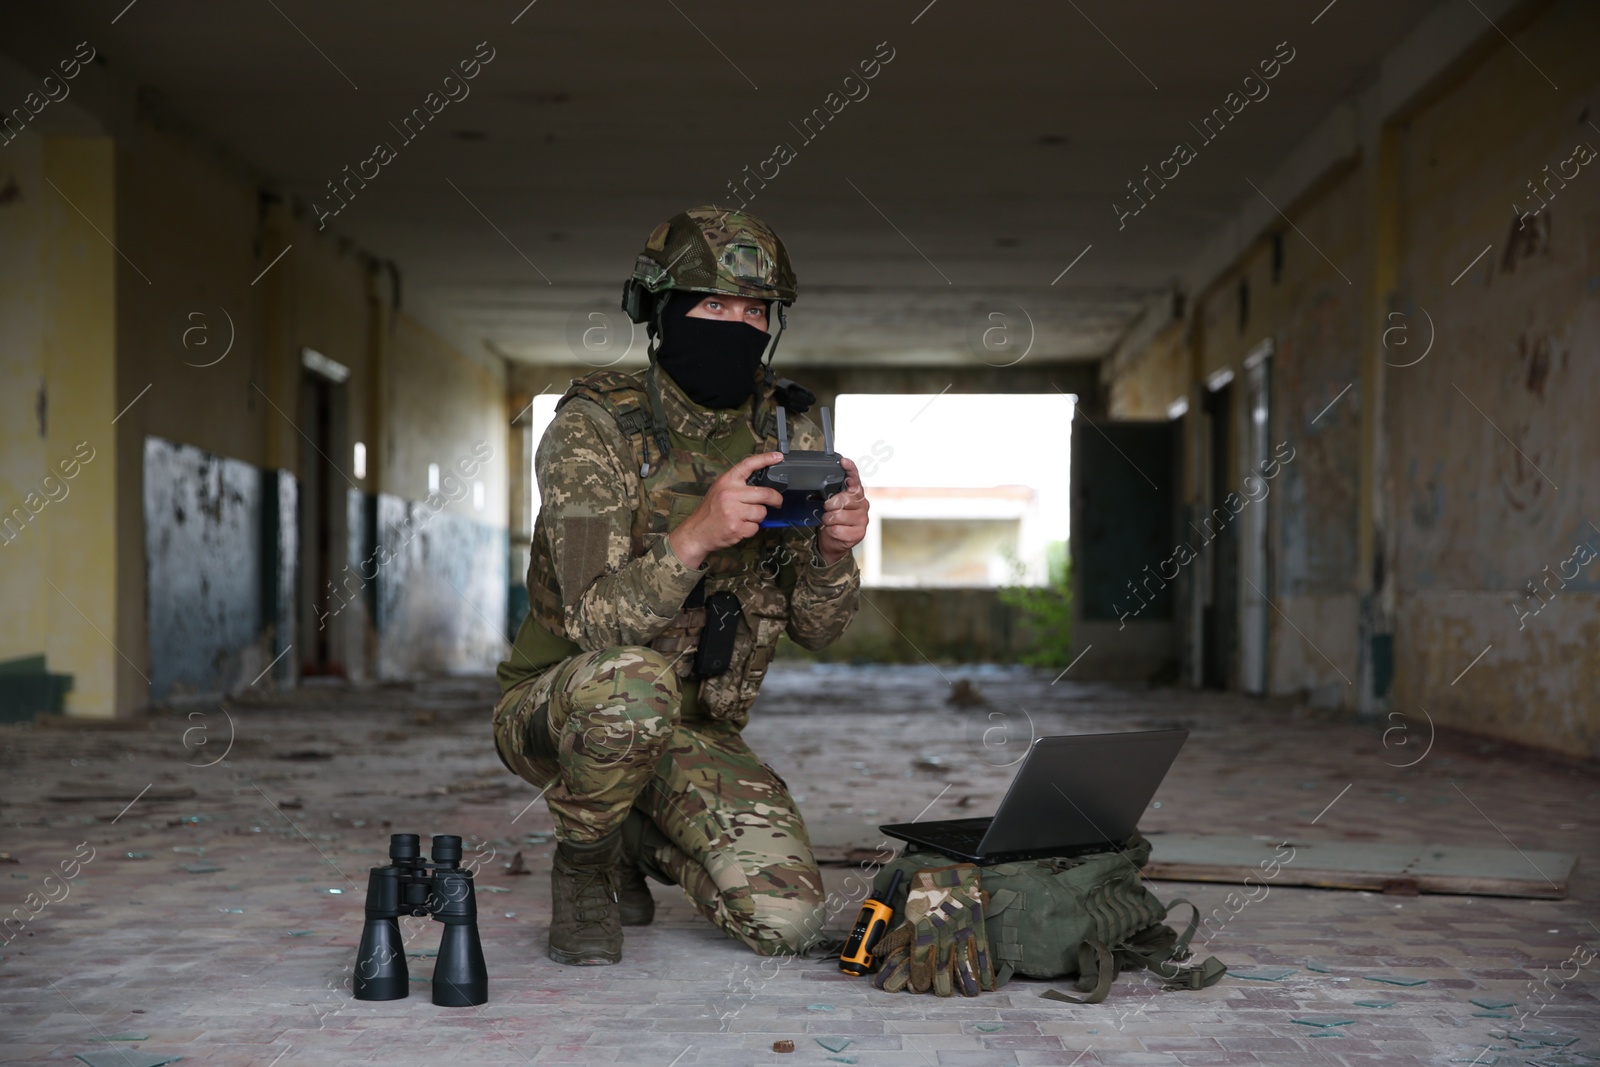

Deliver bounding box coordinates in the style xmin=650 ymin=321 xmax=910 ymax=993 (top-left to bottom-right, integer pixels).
xmin=999 ymin=540 xmax=1073 ymax=668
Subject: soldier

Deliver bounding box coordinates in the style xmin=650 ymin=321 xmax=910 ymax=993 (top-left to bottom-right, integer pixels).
xmin=492 ymin=207 xmax=869 ymax=965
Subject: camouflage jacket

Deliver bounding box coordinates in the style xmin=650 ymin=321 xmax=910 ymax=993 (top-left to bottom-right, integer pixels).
xmin=498 ymin=363 xmax=860 ymax=728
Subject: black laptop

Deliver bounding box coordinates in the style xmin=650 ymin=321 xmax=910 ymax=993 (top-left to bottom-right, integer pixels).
xmin=879 ymin=728 xmax=1188 ymax=864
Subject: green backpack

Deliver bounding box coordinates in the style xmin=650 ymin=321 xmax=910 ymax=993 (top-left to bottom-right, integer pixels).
xmin=867 ymin=832 xmax=1225 ymax=1001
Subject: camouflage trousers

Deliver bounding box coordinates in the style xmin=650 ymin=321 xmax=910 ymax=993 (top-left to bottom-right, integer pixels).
xmin=492 ymin=645 xmax=825 ymax=956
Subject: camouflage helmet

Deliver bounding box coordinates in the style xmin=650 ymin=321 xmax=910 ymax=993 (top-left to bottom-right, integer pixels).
xmin=629 ymin=206 xmax=798 ymax=306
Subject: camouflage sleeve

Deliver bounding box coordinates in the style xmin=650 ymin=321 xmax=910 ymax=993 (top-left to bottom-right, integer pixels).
xmin=783 ymin=528 xmax=861 ymax=651
xmin=777 ymin=409 xmax=861 ymax=650
xmin=535 ymin=399 xmax=705 ymax=648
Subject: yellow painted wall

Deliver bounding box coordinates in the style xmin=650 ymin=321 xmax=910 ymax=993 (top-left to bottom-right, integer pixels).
xmin=1387 ymin=0 xmax=1600 ymax=757
xmin=386 ymin=312 xmax=508 ymax=522
xmin=0 ymin=106 xmax=511 ymax=715
xmin=0 ymin=134 xmax=118 ymax=716
xmin=1107 ymin=323 xmax=1188 ymax=420
xmin=0 ymin=136 xmax=48 ymax=683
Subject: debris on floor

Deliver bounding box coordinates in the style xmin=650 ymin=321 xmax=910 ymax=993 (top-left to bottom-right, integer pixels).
xmin=74 ymin=1053 xmax=181 ymax=1067
xmin=1227 ymin=966 xmax=1297 ymax=981
xmin=946 ymin=679 xmax=986 ymax=706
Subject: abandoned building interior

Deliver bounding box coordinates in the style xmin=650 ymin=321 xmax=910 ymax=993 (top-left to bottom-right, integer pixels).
xmin=1 ymin=0 xmax=1597 ymax=1064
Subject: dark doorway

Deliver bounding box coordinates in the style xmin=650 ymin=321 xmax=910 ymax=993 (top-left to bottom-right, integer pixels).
xmin=298 ymin=370 xmax=348 ymax=678
xmin=1071 ymin=417 xmax=1177 ymax=680
xmin=1200 ymin=380 xmax=1238 ymax=689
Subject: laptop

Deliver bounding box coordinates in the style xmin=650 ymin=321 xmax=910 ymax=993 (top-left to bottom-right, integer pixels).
xmin=879 ymin=728 xmax=1188 ymax=864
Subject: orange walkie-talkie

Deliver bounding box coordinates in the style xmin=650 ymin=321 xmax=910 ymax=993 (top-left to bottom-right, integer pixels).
xmin=839 ymin=869 xmax=904 ymax=975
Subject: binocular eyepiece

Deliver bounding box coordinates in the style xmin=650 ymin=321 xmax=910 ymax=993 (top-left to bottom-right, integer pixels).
xmin=384 ymin=832 xmax=462 ymax=867
xmin=353 ymin=833 xmax=488 ymax=1007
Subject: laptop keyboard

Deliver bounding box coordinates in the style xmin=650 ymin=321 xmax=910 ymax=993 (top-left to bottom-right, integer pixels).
xmin=916 ymin=820 xmax=989 ymax=850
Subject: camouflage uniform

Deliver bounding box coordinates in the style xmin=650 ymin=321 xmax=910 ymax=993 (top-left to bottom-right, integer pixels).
xmin=493 ymin=362 xmax=860 ymax=955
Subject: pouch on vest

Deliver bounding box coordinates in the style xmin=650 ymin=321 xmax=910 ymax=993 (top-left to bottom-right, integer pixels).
xmin=691 ymin=590 xmax=743 ymax=679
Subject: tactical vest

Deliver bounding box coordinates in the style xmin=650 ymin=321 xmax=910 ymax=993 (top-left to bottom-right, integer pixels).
xmin=519 ymin=369 xmax=810 ymax=725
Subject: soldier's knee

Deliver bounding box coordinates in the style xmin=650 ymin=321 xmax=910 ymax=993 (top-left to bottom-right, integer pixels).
xmin=611 ymin=645 xmax=678 ymax=689
xmin=729 ymin=884 xmax=826 ymax=957
xmin=575 ymin=645 xmax=681 ymax=734
xmin=751 ymin=899 xmax=827 ymax=958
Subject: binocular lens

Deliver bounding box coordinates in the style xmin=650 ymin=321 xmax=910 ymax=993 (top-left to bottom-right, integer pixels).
xmin=431 ymin=834 xmax=463 ymax=866
xmin=389 ymin=834 xmax=421 ymax=862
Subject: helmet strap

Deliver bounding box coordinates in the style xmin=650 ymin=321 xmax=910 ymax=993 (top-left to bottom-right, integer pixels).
xmin=760 ymin=303 xmax=788 ymax=369
xmin=751 ymin=303 xmax=792 ymax=436
xmin=641 ymin=290 xmax=676 ymax=468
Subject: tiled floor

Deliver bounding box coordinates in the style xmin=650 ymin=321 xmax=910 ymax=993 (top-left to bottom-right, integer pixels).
xmin=1 ymin=663 xmax=1595 ymax=1066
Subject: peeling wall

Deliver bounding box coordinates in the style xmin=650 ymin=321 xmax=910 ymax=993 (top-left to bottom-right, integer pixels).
xmin=375 ymin=494 xmax=508 ymax=678
xmin=143 ymin=437 xmax=287 ymax=702
xmin=1103 ymin=0 xmax=1600 ymax=757
xmin=1388 ymin=0 xmax=1600 ymax=757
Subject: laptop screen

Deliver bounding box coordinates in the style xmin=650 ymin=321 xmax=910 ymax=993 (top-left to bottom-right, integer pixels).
xmin=976 ymin=729 xmax=1189 ymax=856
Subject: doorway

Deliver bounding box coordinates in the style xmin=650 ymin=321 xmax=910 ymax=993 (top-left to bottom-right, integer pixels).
xmin=1200 ymin=376 xmax=1237 ymax=689
xmin=298 ymin=367 xmax=349 ymax=678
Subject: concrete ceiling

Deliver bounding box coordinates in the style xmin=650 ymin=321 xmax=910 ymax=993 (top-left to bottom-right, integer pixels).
xmin=4 ymin=0 xmax=1444 ymax=365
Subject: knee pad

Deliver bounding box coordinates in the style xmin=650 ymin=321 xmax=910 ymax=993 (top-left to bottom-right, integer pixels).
xmin=572 ymin=645 xmax=682 ymax=740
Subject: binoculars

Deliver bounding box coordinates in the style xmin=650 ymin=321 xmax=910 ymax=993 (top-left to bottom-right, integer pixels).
xmin=353 ymin=833 xmax=488 ymax=1006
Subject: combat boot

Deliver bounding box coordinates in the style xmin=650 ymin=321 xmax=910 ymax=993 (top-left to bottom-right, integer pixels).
xmin=548 ymin=831 xmax=623 ymax=966
xmin=617 ymin=808 xmax=680 ymax=926
xmin=615 ymin=864 xmax=655 ymax=927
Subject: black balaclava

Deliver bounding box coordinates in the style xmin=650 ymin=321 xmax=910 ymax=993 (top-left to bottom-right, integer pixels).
xmin=654 ymin=290 xmax=771 ymax=410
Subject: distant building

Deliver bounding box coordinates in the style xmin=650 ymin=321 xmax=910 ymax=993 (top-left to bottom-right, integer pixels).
xmin=857 ymin=485 xmax=1043 ymax=588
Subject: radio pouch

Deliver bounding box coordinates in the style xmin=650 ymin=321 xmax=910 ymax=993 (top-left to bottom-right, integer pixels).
xmin=692 ymin=591 xmax=743 ymax=679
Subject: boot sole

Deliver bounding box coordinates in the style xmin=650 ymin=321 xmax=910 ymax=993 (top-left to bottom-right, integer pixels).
xmin=547 ymin=945 xmax=622 ymax=966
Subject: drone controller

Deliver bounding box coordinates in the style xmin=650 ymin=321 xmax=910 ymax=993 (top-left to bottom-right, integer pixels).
xmin=745 ymin=407 xmax=847 ymax=529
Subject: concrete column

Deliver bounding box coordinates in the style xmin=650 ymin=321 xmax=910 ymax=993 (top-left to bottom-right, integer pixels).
xmin=1356 ymin=124 xmax=1403 ymax=718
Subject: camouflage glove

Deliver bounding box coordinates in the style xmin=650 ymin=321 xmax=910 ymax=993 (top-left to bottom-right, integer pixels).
xmin=869 ymin=917 xmax=918 ymax=993
xmin=870 ymin=864 xmax=995 ymax=997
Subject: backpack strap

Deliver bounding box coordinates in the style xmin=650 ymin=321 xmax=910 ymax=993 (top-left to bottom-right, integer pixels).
xmin=1160 ymin=955 xmax=1228 ymax=991
xmin=984 ymin=887 xmax=1024 ymax=988
xmin=1119 ymin=899 xmax=1227 ymax=991
xmin=1039 ymin=940 xmax=1118 ymax=1005
xmin=1039 ymin=899 xmax=1228 ymax=1004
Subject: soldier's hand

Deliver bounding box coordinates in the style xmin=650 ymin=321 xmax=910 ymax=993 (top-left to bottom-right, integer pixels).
xmin=668 ymin=451 xmax=785 ymax=571
xmin=817 ymin=456 xmax=868 ymax=566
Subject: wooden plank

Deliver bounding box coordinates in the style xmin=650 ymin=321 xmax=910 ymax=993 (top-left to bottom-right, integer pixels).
xmin=809 ymin=820 xmax=903 ymax=867
xmin=1142 ymin=833 xmax=1576 ymax=900
xmin=44 ymin=784 xmax=197 ymax=803
xmin=804 ymin=824 xmax=1578 ymax=898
